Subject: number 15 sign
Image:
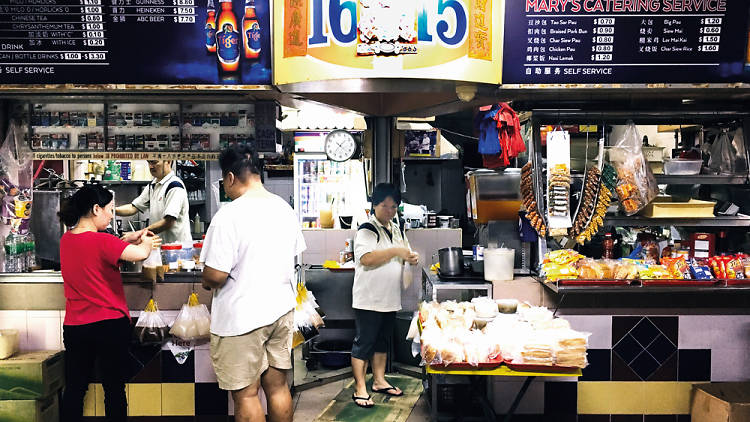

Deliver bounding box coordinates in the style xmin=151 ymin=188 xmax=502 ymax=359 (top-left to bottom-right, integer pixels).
xmin=273 ymin=0 xmax=502 ymax=85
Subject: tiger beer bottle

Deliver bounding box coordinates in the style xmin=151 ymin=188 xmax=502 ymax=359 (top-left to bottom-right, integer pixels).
xmin=205 ymin=0 xmax=217 ymax=54
xmin=242 ymin=0 xmax=261 ymax=59
xmin=216 ymin=0 xmax=240 ymax=72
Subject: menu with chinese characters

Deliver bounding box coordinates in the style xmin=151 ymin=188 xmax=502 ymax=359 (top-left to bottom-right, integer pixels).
xmin=0 ymin=0 xmax=271 ymax=84
xmin=503 ymin=0 xmax=750 ymax=83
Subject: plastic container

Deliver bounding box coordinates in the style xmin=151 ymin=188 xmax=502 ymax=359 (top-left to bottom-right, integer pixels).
xmin=664 ymin=158 xmax=702 ymax=175
xmin=161 ymin=244 xmax=182 ymax=272
xmin=193 ymin=241 xmax=203 ymax=265
xmin=484 ymin=248 xmax=515 ymax=281
xmin=0 ymin=329 xmax=19 ymax=359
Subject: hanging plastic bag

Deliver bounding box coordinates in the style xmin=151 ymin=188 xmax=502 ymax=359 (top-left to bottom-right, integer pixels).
xmin=133 ymin=299 xmax=169 ymax=344
xmin=709 ymin=128 xmax=747 ymax=175
xmin=169 ymin=292 xmax=211 ymax=341
xmin=0 ymin=121 xmax=34 ymax=235
xmin=141 ymin=247 xmax=164 ymax=282
xmin=610 ymin=122 xmax=658 ymax=215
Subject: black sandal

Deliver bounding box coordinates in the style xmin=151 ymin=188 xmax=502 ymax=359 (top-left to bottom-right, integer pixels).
xmin=372 ymin=386 xmax=403 ymax=397
xmin=352 ymin=394 xmax=374 ymax=408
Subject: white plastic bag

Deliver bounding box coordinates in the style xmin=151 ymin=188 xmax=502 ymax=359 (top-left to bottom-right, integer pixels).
xmin=709 ymin=128 xmax=747 ymax=175
xmin=402 ymin=262 xmax=413 ymax=289
xmin=611 ymin=122 xmax=658 ymax=215
xmin=133 ymin=299 xmax=169 ymax=344
xmin=169 ymin=293 xmax=211 ymax=340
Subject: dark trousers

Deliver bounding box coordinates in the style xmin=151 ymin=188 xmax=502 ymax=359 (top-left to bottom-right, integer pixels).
xmin=62 ymin=317 xmax=130 ymax=422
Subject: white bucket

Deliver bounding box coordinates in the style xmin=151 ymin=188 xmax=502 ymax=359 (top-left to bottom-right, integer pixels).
xmin=484 ymin=248 xmax=515 ymax=281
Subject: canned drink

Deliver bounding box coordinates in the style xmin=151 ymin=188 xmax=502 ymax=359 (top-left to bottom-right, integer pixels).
xmin=473 ymin=245 xmax=484 ymax=261
xmin=345 ymin=238 xmax=353 ymax=252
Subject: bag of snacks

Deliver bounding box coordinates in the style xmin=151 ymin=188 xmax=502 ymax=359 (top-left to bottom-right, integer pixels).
xmin=169 ymin=293 xmax=211 ymax=341
xmin=133 ymin=299 xmax=169 ymax=344
xmin=610 ymin=122 xmax=658 ymax=215
xmin=689 ymin=259 xmax=713 ymax=280
xmin=726 ymin=257 xmax=746 ymax=279
xmin=661 ymin=257 xmax=691 ymax=279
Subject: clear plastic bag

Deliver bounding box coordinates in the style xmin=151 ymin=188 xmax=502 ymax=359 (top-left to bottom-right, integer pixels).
xmin=141 ymin=248 xmax=164 ymax=282
xmin=709 ymin=128 xmax=747 ymax=175
xmin=133 ymin=299 xmax=169 ymax=344
xmin=402 ymin=262 xmax=413 ymax=289
xmin=611 ymin=122 xmax=658 ymax=215
xmin=169 ymin=293 xmax=211 ymax=341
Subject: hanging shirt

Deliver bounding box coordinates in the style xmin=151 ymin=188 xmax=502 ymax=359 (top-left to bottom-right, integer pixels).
xmin=352 ymin=216 xmax=411 ymax=312
xmin=60 ymin=231 xmax=130 ymax=325
xmin=131 ymin=171 xmax=192 ymax=245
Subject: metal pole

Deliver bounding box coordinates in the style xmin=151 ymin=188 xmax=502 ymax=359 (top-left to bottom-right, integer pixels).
xmin=373 ymin=117 xmax=393 ymax=184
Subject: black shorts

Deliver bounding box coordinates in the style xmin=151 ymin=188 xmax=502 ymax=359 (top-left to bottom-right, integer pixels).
xmin=351 ymin=309 xmax=396 ymax=360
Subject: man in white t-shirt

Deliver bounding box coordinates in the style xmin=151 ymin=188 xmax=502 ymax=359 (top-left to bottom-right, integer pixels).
xmin=201 ymin=145 xmax=305 ymax=422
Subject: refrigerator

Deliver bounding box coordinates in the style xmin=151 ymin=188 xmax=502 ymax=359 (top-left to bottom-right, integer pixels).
xmin=293 ymin=153 xmax=368 ymax=227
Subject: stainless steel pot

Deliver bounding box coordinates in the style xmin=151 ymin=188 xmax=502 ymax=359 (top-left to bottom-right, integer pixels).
xmin=438 ymin=247 xmax=463 ymax=276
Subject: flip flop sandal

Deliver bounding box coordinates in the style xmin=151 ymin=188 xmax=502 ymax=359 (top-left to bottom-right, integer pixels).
xmin=372 ymin=386 xmax=403 ymax=397
xmin=352 ymin=394 xmax=374 ymax=408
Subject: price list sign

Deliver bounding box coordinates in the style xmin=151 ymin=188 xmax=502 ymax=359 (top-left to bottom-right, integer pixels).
xmin=0 ymin=0 xmax=271 ymax=85
xmin=502 ymin=0 xmax=750 ymax=83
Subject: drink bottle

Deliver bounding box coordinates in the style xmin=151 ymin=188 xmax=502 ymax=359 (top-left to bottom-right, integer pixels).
xmin=216 ymin=0 xmax=240 ymax=72
xmin=205 ymin=0 xmax=217 ymax=54
xmin=242 ymin=0 xmax=260 ymax=59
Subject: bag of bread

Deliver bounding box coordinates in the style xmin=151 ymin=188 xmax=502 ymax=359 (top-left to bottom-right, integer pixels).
xmin=610 ymin=121 xmax=658 ymax=215
xmin=169 ymin=293 xmax=211 ymax=341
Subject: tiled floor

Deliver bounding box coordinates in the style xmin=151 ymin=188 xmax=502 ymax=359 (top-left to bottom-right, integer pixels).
xmin=291 ymin=376 xmax=429 ymax=421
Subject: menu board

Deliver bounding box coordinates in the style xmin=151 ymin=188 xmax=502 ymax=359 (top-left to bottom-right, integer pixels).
xmin=503 ymin=0 xmax=750 ymax=83
xmin=0 ymin=0 xmax=271 ymax=85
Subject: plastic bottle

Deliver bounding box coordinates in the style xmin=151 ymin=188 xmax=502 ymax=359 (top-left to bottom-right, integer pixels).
xmin=603 ymin=233 xmax=614 ymax=259
xmin=4 ymin=234 xmax=16 ymax=273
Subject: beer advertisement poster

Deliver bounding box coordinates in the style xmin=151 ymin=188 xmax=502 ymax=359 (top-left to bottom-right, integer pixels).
xmin=0 ymin=0 xmax=272 ymax=85
xmin=273 ymin=0 xmax=503 ymax=85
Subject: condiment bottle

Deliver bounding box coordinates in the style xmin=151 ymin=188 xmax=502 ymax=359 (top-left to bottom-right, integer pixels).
xmin=603 ymin=233 xmax=614 ymax=259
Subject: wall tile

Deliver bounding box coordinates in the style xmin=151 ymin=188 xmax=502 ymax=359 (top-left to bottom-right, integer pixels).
xmin=611 ymin=352 xmax=640 ymax=381
xmin=648 ymin=353 xmax=677 ymax=382
xmin=630 ymin=351 xmax=660 ymax=380
xmin=302 ymin=230 xmax=326 ymax=254
xmin=491 ymin=379 xmax=545 ymax=414
xmin=26 ymin=311 xmax=61 ymax=350
xmin=195 ymin=383 xmax=228 ymax=415
xmin=710 ymin=348 xmax=750 ymax=381
xmin=612 ymin=317 xmax=642 ymax=346
xmin=83 ymin=384 xmax=96 ymax=417
xmin=677 ymin=350 xmax=711 ymax=382
xmin=581 ymin=349 xmax=611 ymax=381
xmin=642 ymin=382 xmax=693 ymax=414
xmin=577 ymin=382 xmax=645 ymax=414
xmin=93 ymin=383 xmax=129 ymax=416
xmin=578 ymin=416 xmax=611 ymax=422
xmin=162 ymin=350 xmax=195 ymax=383
xmin=562 ymin=316 xmax=612 ymax=349
xmin=0 ymin=310 xmax=29 ymax=351
xmin=630 ymin=319 xmax=660 ymax=348
xmin=611 ymin=416 xmax=643 ymax=422
xmin=643 ymin=416 xmax=678 ymax=422
xmin=162 ymin=383 xmax=195 ymax=416
xmin=544 ymin=381 xmax=577 ymax=414
xmin=706 ymin=316 xmax=750 ymax=350
xmin=128 ymin=383 xmax=162 ymax=416
xmin=649 ymin=317 xmax=678 ymax=346
xmin=195 ymin=349 xmax=218 ymax=383
xmin=678 ymin=316 xmax=712 ymax=349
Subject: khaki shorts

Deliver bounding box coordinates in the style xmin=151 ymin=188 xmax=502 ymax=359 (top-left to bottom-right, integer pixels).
xmin=210 ymin=310 xmax=294 ymax=391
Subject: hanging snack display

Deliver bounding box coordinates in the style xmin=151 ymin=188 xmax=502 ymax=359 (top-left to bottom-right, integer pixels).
xmin=545 ymin=130 xmax=572 ymax=235
xmin=570 ymin=164 xmax=617 ymax=245
xmin=521 ymin=161 xmax=546 ymax=237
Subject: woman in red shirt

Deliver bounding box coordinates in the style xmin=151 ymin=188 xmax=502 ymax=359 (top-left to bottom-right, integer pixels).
xmin=58 ymin=184 xmax=158 ymax=422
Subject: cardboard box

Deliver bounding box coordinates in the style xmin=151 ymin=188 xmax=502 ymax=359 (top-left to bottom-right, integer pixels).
xmin=0 ymin=393 xmax=59 ymax=422
xmin=640 ymin=199 xmax=716 ymax=218
xmin=0 ymin=351 xmax=64 ymax=400
xmin=691 ymin=383 xmax=750 ymax=422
